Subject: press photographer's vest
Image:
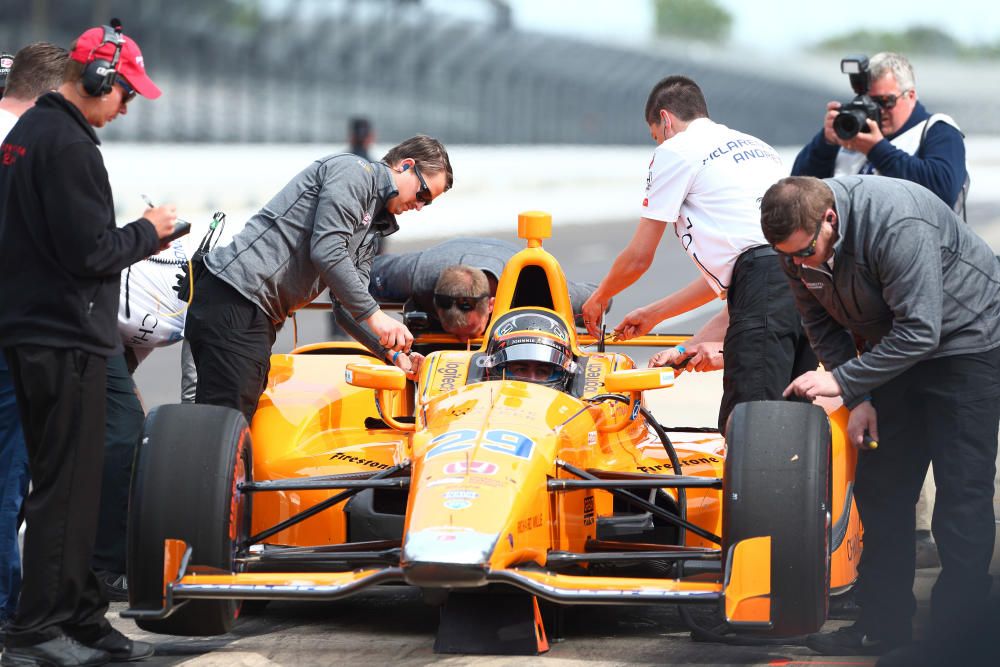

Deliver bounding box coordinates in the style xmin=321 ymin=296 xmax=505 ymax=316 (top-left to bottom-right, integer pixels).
xmin=834 ymin=114 xmax=969 ymax=218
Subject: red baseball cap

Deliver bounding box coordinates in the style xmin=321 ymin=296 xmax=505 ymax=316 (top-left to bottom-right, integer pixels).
xmin=70 ymin=26 xmax=161 ymax=99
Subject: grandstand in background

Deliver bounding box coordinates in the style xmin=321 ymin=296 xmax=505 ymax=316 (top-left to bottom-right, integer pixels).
xmin=1 ymin=1 xmax=995 ymax=146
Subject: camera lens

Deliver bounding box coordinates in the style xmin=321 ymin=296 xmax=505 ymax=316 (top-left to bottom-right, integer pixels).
xmin=833 ymin=110 xmax=865 ymax=140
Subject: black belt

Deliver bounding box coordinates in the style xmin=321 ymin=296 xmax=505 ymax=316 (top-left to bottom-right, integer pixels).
xmin=732 ymin=244 xmax=778 ymax=284
xmin=741 ymin=244 xmax=777 ymax=260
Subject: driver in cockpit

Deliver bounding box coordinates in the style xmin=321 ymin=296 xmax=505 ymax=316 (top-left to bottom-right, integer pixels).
xmin=479 ymin=311 xmax=577 ymax=390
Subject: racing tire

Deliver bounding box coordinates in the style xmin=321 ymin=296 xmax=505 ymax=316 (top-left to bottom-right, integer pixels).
xmin=127 ymin=404 xmax=252 ymax=636
xmin=723 ymin=400 xmax=830 ymax=636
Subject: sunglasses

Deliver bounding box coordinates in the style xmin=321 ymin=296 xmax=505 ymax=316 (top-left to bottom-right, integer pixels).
xmin=433 ymin=293 xmax=489 ymax=311
xmin=117 ymin=76 xmax=136 ymax=104
xmin=776 ymin=214 xmax=827 ymax=258
xmin=412 ymin=163 xmax=433 ymax=206
xmin=869 ymin=90 xmax=909 ymax=110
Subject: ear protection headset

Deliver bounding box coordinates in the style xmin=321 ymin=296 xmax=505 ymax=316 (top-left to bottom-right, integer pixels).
xmin=402 ymin=163 xmax=410 ymax=171
xmin=81 ymin=18 xmax=125 ymax=97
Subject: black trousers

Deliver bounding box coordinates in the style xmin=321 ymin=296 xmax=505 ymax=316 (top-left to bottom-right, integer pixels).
xmin=720 ymin=246 xmax=817 ymax=432
xmin=92 ymin=354 xmax=144 ymax=574
xmin=185 ymin=272 xmax=276 ymax=424
xmin=855 ymin=346 xmax=1000 ymax=645
xmin=2 ymin=346 xmax=111 ymax=647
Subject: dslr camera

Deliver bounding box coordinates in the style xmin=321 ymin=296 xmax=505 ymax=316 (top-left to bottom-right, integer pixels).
xmin=833 ymin=55 xmax=881 ymax=141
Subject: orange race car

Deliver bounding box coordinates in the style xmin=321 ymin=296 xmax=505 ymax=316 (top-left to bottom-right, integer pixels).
xmin=123 ymin=212 xmax=862 ymax=654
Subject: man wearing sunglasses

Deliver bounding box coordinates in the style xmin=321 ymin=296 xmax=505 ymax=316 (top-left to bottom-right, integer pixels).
xmin=185 ymin=135 xmax=453 ymax=423
xmin=793 ymin=51 xmax=968 ymax=578
xmin=761 ymin=175 xmax=1000 ymax=665
xmin=792 ymin=52 xmax=968 ymax=217
xmin=369 ymin=237 xmax=599 ymax=342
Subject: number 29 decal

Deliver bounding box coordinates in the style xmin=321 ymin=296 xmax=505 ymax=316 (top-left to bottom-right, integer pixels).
xmin=426 ymin=429 xmax=535 ymax=460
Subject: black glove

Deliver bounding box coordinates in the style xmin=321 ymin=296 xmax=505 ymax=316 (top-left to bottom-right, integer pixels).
xmin=174 ymin=251 xmax=206 ymax=302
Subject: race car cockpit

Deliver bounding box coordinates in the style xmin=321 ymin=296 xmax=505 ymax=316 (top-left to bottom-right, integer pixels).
xmin=477 ymin=310 xmax=578 ymax=390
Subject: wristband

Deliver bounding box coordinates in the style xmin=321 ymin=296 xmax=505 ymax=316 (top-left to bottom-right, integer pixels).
xmin=392 ymin=350 xmax=401 ymax=364
xmin=862 ymin=395 xmax=872 ymax=402
xmin=674 ymin=345 xmax=686 ymax=356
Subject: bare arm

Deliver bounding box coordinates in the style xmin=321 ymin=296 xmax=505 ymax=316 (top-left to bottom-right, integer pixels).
xmin=614 ymin=277 xmax=718 ymax=340
xmin=649 ymin=305 xmax=728 ymax=372
xmin=581 ymin=218 xmax=666 ymax=335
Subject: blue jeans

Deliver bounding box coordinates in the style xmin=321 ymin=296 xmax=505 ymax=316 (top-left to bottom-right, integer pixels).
xmin=0 ymin=354 xmax=29 ymax=621
xmin=92 ymin=354 xmax=144 ymax=574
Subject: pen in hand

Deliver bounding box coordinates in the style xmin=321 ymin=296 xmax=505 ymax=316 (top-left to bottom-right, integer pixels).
xmin=141 ymin=194 xmax=191 ymax=243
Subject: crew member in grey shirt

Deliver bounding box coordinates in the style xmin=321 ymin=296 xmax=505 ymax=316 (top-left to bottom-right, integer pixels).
xmin=369 ymin=238 xmax=600 ymax=341
xmin=760 ymin=175 xmax=1000 ymax=664
xmin=185 ymin=135 xmax=453 ymax=422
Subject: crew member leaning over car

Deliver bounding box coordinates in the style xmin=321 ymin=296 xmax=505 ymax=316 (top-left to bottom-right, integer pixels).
xmin=185 ymin=135 xmax=453 ymax=423
xmin=367 ymin=237 xmax=601 ymax=341
xmin=761 ymin=175 xmax=1000 ymax=666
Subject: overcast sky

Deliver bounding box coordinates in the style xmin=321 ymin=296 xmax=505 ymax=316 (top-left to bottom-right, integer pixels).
xmin=429 ymin=0 xmax=999 ymax=54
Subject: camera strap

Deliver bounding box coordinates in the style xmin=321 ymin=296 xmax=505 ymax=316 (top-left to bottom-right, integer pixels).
xmin=918 ymin=114 xmax=969 ymax=221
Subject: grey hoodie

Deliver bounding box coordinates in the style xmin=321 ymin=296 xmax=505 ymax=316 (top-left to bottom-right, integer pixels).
xmin=205 ymin=154 xmax=398 ymax=323
xmin=369 ymin=237 xmax=599 ymax=319
xmin=783 ymin=175 xmax=1000 ymax=407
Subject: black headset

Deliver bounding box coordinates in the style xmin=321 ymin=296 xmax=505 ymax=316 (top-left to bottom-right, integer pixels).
xmin=80 ymin=18 xmax=125 ymax=98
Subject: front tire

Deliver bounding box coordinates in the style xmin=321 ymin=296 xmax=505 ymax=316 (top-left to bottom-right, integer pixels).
xmin=127 ymin=404 xmax=252 ymax=635
xmin=723 ymin=400 xmax=831 ymax=636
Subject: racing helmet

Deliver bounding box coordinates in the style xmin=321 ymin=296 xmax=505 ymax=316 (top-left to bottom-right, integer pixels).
xmin=479 ymin=311 xmax=576 ymax=389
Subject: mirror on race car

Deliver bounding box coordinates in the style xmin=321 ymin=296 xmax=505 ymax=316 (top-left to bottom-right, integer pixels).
xmin=345 ymin=363 xmax=408 ymax=391
xmin=604 ymin=368 xmax=675 ymax=393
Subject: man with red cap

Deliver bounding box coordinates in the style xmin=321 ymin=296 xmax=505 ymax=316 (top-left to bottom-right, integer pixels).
xmin=0 ymin=22 xmax=176 ymax=666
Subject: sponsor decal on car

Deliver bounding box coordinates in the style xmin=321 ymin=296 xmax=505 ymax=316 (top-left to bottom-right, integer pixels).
xmin=583 ymin=494 xmax=595 ymax=526
xmin=517 ymin=513 xmax=543 ymax=533
xmin=426 ymin=429 xmax=535 ymax=461
xmin=433 ymin=359 xmax=468 ymax=394
xmin=443 ymin=460 xmax=498 ymax=475
xmin=444 ymin=490 xmax=479 ymax=500
xmin=328 ymin=452 xmax=391 ymax=469
xmin=636 ymin=456 xmax=720 ymax=473
xmin=443 ymin=499 xmax=472 ymax=510
xmin=426 ymin=477 xmax=464 ymax=487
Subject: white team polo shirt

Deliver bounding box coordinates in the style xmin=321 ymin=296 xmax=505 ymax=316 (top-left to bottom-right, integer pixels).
xmin=641 ymin=117 xmax=785 ymax=296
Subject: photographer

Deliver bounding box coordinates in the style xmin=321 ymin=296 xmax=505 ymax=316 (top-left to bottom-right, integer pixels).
xmin=792 ymin=53 xmax=967 ymax=215
xmin=794 ymin=52 xmax=967 ymax=571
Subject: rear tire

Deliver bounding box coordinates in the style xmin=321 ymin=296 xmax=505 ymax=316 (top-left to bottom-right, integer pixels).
xmin=723 ymin=400 xmax=830 ymax=636
xmin=127 ymin=404 xmax=252 ymax=635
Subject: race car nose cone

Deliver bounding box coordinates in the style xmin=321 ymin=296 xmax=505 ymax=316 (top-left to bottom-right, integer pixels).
xmin=402 ymin=529 xmax=497 ymax=588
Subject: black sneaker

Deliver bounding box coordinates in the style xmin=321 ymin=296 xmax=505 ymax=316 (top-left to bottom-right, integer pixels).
xmin=1 ymin=633 xmax=110 ymax=666
xmin=83 ymin=629 xmax=153 ymax=663
xmin=805 ymin=624 xmax=905 ymax=656
xmin=94 ymin=571 xmax=128 ymax=603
